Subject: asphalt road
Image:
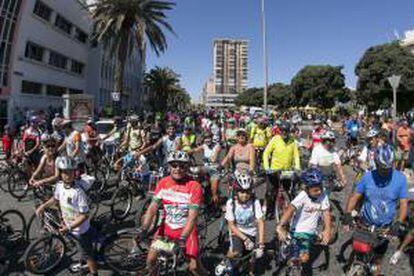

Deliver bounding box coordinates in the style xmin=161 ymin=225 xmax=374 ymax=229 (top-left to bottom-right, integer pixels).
xmin=1 ymin=125 xmax=413 ymax=276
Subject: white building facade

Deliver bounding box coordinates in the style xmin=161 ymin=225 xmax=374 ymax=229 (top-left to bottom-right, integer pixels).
xmin=0 ymin=0 xmax=143 ymax=127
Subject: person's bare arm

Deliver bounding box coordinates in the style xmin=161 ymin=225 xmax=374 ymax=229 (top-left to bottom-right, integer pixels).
xmin=228 ymin=220 xmax=250 ymax=241
xmin=334 ymin=164 xmax=347 ymax=185
xmin=398 ymin=198 xmax=408 ymax=223
xmin=135 ymin=138 xmax=163 ymax=157
xmin=187 ymin=145 xmax=203 ymax=155
xmin=30 ymin=155 xmax=46 ymax=182
xmin=277 ymin=204 xmax=295 ymax=228
xmin=221 ymin=147 xmax=234 ymax=167
xmin=249 ymin=145 xmax=256 ymax=173
xmin=141 ymin=201 xmax=159 ymax=231
xmin=180 ymin=209 xmax=199 ymax=238
xmin=257 ymin=218 xmax=265 ymax=245
xmin=211 ymin=145 xmax=221 ymax=163
xmin=346 ymin=193 xmax=364 ymax=213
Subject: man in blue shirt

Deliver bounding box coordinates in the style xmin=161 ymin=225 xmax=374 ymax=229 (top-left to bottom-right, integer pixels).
xmin=343 ymin=144 xmax=408 ymax=275
xmin=345 ymin=115 xmax=360 ymax=146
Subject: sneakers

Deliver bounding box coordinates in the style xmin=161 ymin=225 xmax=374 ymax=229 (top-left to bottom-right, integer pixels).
xmin=390 ymin=250 xmax=403 ymax=265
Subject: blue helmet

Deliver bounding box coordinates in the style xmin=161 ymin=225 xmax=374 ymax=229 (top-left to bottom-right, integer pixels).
xmin=301 ymin=168 xmax=324 ymax=187
xmin=375 ymin=145 xmax=394 ymax=169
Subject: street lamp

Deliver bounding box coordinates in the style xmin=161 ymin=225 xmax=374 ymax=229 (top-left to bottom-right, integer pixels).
xmin=387 ymin=74 xmax=401 ymax=143
xmin=261 ymin=0 xmax=269 ymax=111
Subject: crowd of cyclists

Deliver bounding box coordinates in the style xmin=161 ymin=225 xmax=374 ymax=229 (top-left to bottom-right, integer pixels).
xmin=1 ymin=108 xmax=414 ymax=275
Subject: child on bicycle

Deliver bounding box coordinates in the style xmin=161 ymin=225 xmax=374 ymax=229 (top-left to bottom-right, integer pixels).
xmin=35 ymin=156 xmax=97 ymax=276
xmin=276 ymin=168 xmax=332 ymax=265
xmin=218 ymin=171 xmax=265 ymax=274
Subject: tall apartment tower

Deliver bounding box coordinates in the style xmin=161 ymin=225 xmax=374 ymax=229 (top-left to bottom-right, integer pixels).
xmin=213 ymin=39 xmax=248 ymax=95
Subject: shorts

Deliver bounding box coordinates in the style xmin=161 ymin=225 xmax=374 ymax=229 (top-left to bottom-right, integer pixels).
xmin=291 ymin=232 xmax=317 ymax=255
xmin=73 ymin=228 xmax=94 ymax=260
xmin=154 ymin=224 xmax=199 ymax=259
xmin=230 ymin=234 xmax=255 ymax=255
xmin=204 ymin=164 xmax=219 ymax=180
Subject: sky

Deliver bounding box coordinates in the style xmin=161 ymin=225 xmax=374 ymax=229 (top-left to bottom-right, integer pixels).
xmin=146 ymin=0 xmax=414 ymax=101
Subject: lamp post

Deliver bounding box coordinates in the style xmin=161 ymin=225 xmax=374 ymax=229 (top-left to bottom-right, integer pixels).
xmin=387 ymin=74 xmax=401 ymax=143
xmin=261 ymin=0 xmax=269 ymax=111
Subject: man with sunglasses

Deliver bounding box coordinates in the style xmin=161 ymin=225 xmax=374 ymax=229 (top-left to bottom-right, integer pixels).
xmin=139 ymin=151 xmax=206 ymax=275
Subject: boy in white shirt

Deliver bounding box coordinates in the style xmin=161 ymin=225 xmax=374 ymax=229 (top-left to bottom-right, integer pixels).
xmin=276 ymin=168 xmax=332 ymax=265
xmin=36 ymin=156 xmax=97 ymax=275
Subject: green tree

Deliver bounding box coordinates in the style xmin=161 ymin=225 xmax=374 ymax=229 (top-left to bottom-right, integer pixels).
xmin=291 ymin=65 xmax=349 ymax=108
xmin=235 ymin=87 xmax=263 ymax=107
xmin=355 ymin=42 xmax=414 ymax=111
xmin=144 ymin=67 xmax=190 ymax=112
xmin=268 ymin=83 xmax=294 ymax=108
xmin=89 ymin=0 xmax=175 ymax=97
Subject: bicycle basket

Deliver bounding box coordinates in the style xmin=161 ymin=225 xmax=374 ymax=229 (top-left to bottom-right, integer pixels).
xmin=352 ymin=229 xmax=377 ymax=254
xmin=151 ymin=239 xmax=176 ymax=255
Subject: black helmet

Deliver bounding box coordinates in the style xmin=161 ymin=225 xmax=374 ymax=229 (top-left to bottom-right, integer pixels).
xmin=279 ymin=122 xmax=291 ymax=132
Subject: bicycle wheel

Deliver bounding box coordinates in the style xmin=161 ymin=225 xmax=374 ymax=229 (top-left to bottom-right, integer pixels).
xmin=93 ymin=167 xmax=107 ymax=193
xmin=23 ymin=234 xmax=66 ymax=274
xmin=0 ymin=164 xmax=9 ymax=192
xmin=135 ymin=197 xmax=160 ymax=236
xmin=346 ymin=262 xmax=368 ymax=276
xmin=330 ymin=200 xmax=342 ymax=243
xmin=0 ymin=209 xmax=26 ymax=241
xmin=110 ymin=186 xmax=133 ymax=221
xmin=26 ymin=213 xmax=43 ymax=242
xmin=7 ymin=169 xmax=29 ymax=199
xmin=102 ymin=230 xmax=148 ymax=275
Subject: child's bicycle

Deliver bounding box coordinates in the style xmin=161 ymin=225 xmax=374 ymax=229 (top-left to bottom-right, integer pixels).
xmin=274 ymin=234 xmax=324 ymax=276
xmin=23 ymin=208 xmax=107 ymax=275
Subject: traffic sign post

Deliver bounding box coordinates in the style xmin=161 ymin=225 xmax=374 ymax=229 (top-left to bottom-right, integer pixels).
xmin=387 ymin=75 xmax=401 ymax=144
xmin=111 ymin=91 xmax=121 ymax=116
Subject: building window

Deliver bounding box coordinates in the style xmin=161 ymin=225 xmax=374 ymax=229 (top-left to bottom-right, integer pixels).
xmin=71 ymin=60 xmax=84 ymax=75
xmin=68 ymin=88 xmax=83 ymax=94
xmin=21 ymin=80 xmax=42 ymax=94
xmin=33 ymin=1 xmax=52 ymax=22
xmin=49 ymin=51 xmax=67 ymax=69
xmin=25 ymin=42 xmax=44 ymax=62
xmin=55 ymin=14 xmax=72 ymax=34
xmin=46 ymin=84 xmax=66 ymax=96
xmin=75 ymin=28 xmax=88 ymax=43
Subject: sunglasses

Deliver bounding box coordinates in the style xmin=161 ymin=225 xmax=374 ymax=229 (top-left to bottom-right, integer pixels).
xmin=169 ymin=162 xmax=187 ymax=169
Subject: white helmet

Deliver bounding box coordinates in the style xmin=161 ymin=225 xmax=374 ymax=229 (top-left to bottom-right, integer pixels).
xmin=56 ymin=156 xmax=76 ymax=170
xmin=234 ymin=171 xmax=253 ymax=190
xmin=40 ymin=133 xmax=52 ymax=143
xmin=321 ymin=131 xmax=335 ymax=140
xmin=167 ymin=151 xmax=190 ymax=163
xmin=366 ymin=128 xmax=379 ymax=138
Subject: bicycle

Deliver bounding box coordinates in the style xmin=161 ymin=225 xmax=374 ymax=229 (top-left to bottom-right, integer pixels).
xmin=265 ymin=170 xmax=299 ymax=222
xmin=345 ymin=219 xmax=394 ymax=276
xmin=0 ymin=209 xmax=28 ymax=274
xmin=150 ymin=237 xmax=187 ymax=275
xmin=215 ymin=247 xmax=261 ymax=276
xmin=274 ymin=234 xmax=324 ymax=276
xmin=23 ymin=208 xmax=105 ymax=274
xmin=110 ymin=165 xmax=150 ymax=221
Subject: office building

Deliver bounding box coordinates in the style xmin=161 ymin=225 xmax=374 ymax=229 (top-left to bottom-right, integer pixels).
xmin=207 ymin=39 xmax=248 ymax=107
xmin=0 ymin=0 xmax=143 ymax=126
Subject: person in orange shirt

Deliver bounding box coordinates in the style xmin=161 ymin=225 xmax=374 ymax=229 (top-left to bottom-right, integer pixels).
xmin=396 ymin=120 xmax=411 ymax=170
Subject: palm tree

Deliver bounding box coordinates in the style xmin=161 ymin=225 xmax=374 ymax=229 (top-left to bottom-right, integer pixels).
xmin=89 ymin=0 xmax=176 ymax=99
xmin=144 ymin=66 xmax=190 ymax=111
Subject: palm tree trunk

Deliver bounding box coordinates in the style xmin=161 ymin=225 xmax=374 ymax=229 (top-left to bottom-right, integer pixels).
xmin=114 ymin=31 xmax=129 ymax=115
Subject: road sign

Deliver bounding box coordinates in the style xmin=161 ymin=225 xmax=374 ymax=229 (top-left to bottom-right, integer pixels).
xmin=111 ymin=91 xmax=120 ymax=102
xmin=388 ymin=75 xmax=401 ymax=90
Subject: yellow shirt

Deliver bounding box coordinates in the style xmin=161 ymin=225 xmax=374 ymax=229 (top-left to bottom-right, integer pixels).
xmin=263 ymin=135 xmax=301 ymax=171
xmin=250 ymin=126 xmax=272 ymax=148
